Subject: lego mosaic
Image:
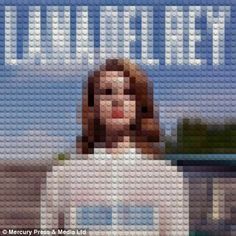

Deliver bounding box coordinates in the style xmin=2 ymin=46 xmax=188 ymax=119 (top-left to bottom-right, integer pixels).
xmin=0 ymin=1 xmax=235 ymax=235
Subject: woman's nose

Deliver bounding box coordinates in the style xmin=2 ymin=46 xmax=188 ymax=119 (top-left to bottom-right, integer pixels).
xmin=112 ymin=100 xmax=123 ymax=107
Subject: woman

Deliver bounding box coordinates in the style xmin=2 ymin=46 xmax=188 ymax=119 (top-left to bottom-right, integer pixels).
xmin=40 ymin=59 xmax=189 ymax=235
xmin=76 ymin=58 xmax=160 ymax=156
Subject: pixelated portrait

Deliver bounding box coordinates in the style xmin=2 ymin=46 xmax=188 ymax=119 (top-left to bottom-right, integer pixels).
xmin=0 ymin=0 xmax=236 ymax=235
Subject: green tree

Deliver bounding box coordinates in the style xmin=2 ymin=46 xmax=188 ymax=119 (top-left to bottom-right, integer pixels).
xmin=166 ymin=118 xmax=236 ymax=154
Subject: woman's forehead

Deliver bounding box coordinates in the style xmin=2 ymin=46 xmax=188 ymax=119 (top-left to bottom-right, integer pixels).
xmin=98 ymin=71 xmax=130 ymax=86
xmin=100 ymin=70 xmax=124 ymax=77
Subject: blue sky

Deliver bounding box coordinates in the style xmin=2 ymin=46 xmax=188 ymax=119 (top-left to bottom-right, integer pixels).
xmin=0 ymin=0 xmax=236 ymax=158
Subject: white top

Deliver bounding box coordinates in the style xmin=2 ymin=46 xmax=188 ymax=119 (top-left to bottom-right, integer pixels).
xmin=40 ymin=148 xmax=189 ymax=236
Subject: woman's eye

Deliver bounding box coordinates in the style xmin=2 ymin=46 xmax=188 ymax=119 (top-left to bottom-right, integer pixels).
xmin=124 ymin=89 xmax=130 ymax=94
xmin=105 ymin=89 xmax=112 ymax=95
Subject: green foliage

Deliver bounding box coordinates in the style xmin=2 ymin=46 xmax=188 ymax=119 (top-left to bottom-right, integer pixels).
xmin=189 ymin=232 xmax=211 ymax=236
xmin=166 ymin=118 xmax=236 ymax=154
xmin=55 ymin=153 xmax=70 ymax=161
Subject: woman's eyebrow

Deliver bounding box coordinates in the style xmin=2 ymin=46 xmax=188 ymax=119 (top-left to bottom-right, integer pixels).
xmin=98 ymin=80 xmax=110 ymax=89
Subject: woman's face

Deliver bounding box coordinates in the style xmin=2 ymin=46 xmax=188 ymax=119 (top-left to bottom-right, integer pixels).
xmin=95 ymin=71 xmax=136 ymax=130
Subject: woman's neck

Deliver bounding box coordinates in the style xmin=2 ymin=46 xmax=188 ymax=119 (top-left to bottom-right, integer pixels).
xmin=104 ymin=136 xmax=135 ymax=154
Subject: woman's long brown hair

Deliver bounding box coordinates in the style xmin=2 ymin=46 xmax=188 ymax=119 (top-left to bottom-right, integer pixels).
xmin=76 ymin=59 xmax=160 ymax=155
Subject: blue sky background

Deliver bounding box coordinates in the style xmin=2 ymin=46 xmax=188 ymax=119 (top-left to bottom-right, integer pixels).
xmin=0 ymin=0 xmax=236 ymax=158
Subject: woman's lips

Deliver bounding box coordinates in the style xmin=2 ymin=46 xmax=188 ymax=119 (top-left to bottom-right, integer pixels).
xmin=112 ymin=108 xmax=124 ymax=118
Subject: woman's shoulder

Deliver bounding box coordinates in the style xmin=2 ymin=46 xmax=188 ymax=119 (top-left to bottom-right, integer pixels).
xmin=48 ymin=150 xmax=182 ymax=176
